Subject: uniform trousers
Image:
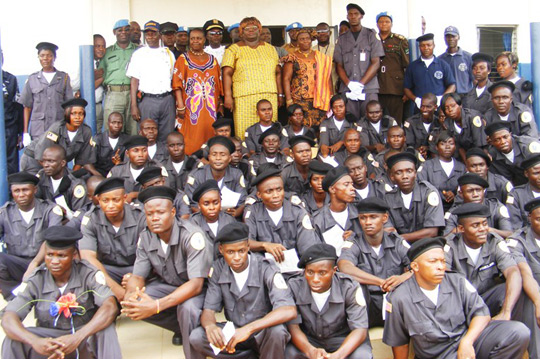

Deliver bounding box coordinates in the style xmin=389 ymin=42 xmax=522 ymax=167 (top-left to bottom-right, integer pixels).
xmin=1 ymin=323 xmax=122 ymax=359
xmin=95 ymin=102 xmax=104 ymax=134
xmin=0 ymin=253 xmax=32 ymax=300
xmin=470 ymin=320 xmax=529 ymax=359
xmin=5 ymin=125 xmax=19 ymax=174
xmin=138 ymin=94 xmax=176 ymax=142
xmin=190 ymin=323 xmax=290 ymax=359
xmin=379 ymin=94 xmax=404 ymax=125
xmin=102 ymin=264 xmax=132 ymax=285
xmin=285 ymin=335 xmax=372 ymax=359
xmin=103 ymin=90 xmax=137 ymax=136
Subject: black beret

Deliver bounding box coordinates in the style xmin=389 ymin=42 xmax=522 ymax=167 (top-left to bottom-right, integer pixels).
xmin=44 ymin=225 xmax=83 ymax=249
xmin=525 ymin=198 xmax=540 ymax=213
xmin=407 ymin=237 xmax=446 ymax=261
xmin=136 ymin=166 xmax=163 ymax=185
xmin=521 ymin=155 xmax=540 ymax=170
xmin=8 ymin=172 xmax=39 ymax=186
xmin=251 ymin=168 xmax=282 ymax=188
xmin=386 ymin=151 xmax=417 ymax=170
xmin=215 ymin=222 xmax=249 ymax=244
xmin=138 ymin=186 xmax=176 ymax=203
xmin=192 ymin=179 xmax=220 ymax=202
xmin=416 ymin=33 xmax=434 ymax=43
xmin=484 ymin=121 xmax=512 ymax=136
xmin=346 ymin=3 xmax=365 ymax=15
xmin=289 ymin=135 xmax=315 ymax=149
xmin=436 ymin=130 xmax=453 ymax=143
xmin=298 ymin=243 xmax=337 ymax=268
xmin=71 ymin=168 xmax=88 ymax=178
xmin=322 ymin=166 xmax=350 ymax=192
xmin=212 ymin=117 xmax=233 ymax=129
xmin=453 ymin=202 xmax=490 ymax=219
xmin=256 ymin=162 xmax=280 ymax=176
xmin=356 ymin=197 xmax=389 ymax=213
xmin=472 ymin=52 xmax=493 ymax=64
xmin=465 ymin=148 xmax=491 ymax=166
xmin=258 ymin=127 xmax=281 ymax=145
xmin=488 ymin=80 xmax=515 ymax=94
xmin=36 ymin=42 xmax=58 ymax=52
xmin=457 ymin=173 xmax=489 ymax=188
xmin=207 ymin=135 xmax=235 ymax=154
xmin=61 ymin=98 xmax=88 ymax=109
xmin=94 ymin=177 xmax=125 ymax=195
xmin=308 ymin=161 xmax=333 ymax=175
xmin=124 ymin=135 xmax=149 ymax=150
xmin=160 ymin=22 xmax=178 ymax=34
xmin=203 ymin=19 xmax=225 ymax=32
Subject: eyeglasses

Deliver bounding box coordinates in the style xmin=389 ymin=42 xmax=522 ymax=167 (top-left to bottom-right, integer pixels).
xmin=244 ymin=26 xmax=259 ymax=31
xmin=209 ymin=31 xmax=223 ymax=35
xmin=316 ymin=30 xmax=330 ymax=33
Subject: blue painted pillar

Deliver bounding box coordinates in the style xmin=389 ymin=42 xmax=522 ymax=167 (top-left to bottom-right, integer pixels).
xmin=531 ymin=22 xmax=540 ymax=127
xmin=0 ymin=30 xmax=9 ymax=205
xmin=408 ymin=39 xmax=419 ymax=63
xmin=80 ymin=45 xmax=96 ymax=134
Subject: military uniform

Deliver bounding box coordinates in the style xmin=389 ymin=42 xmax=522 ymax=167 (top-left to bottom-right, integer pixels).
xmin=417 ymin=158 xmax=467 ymax=210
xmin=283 ymin=124 xmax=316 ymax=141
xmin=485 ymin=172 xmax=513 ymax=205
xmin=92 ymin=131 xmax=128 ymax=177
xmin=162 ymin=156 xmax=200 ymax=192
xmin=3 ymin=261 xmax=122 ymax=358
xmin=484 ymin=102 xmax=538 ymax=138
xmin=377 ymin=33 xmax=409 ymax=122
xmin=461 ymin=80 xmax=493 ymax=114
xmin=312 ymin=203 xmax=360 ymax=250
xmin=513 ymin=78 xmax=533 ymax=109
xmin=488 ymin=135 xmax=540 ymax=186
xmin=21 ymin=121 xmax=96 ymax=175
xmin=80 ymin=204 xmax=146 ymax=282
xmin=244 ymin=122 xmax=289 ymax=154
xmin=383 ymin=272 xmax=529 ymax=359
xmin=334 ymin=27 xmax=385 ymax=118
xmin=356 ymin=115 xmax=397 ymax=149
xmin=441 ymin=108 xmax=488 ymax=152
xmin=319 ymin=117 xmax=362 ymax=147
xmin=107 ymin=159 xmax=167 ymax=193
xmin=36 ymin=168 xmax=89 ymax=212
xmin=300 ymin=189 xmax=330 ymax=215
xmin=506 ymin=183 xmax=540 ymax=230
xmin=133 ymin=218 xmax=213 ymax=359
xmin=285 ymin=273 xmax=372 ymax=358
xmin=382 ymin=180 xmax=444 ymax=234
xmin=443 ymin=198 xmax=512 ymax=235
xmin=190 ymin=211 xmax=237 ymax=259
xmin=244 ymin=199 xmax=319 ymax=257
xmin=148 ymin=141 xmax=169 ymax=164
xmin=184 ymin=165 xmax=247 ymax=207
xmin=173 ymin=189 xmax=194 ymax=218
xmin=249 ymin=152 xmax=292 ymax=174
xmin=334 ymin=148 xmax=385 ymax=179
xmin=352 ymin=179 xmax=384 ymax=203
xmin=0 ymin=199 xmax=63 ymax=299
xmin=403 ymin=114 xmax=442 ymax=157
xmin=2 ymin=70 xmax=23 ymax=174
xmin=339 ymin=231 xmax=410 ymax=327
xmin=281 ymin=162 xmax=310 ymax=196
xmin=190 ymin=254 xmax=294 ymax=359
xmin=19 ymin=69 xmax=73 ymax=139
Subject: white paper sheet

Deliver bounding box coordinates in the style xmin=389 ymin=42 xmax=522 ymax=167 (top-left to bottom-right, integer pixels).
xmin=54 ymin=195 xmax=73 ymax=219
xmin=323 ymin=225 xmax=345 ymax=255
xmin=210 ymin=321 xmax=236 ymax=355
xmin=221 ymin=186 xmax=241 ymax=209
xmin=265 ymin=249 xmax=301 ymax=273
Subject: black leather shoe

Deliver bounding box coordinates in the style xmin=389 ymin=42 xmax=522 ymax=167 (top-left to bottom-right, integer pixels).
xmin=172 ymin=332 xmax=182 ymax=346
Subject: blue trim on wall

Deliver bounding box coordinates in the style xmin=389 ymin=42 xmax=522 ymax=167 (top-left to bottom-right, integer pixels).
xmin=519 ymin=63 xmax=532 ymax=81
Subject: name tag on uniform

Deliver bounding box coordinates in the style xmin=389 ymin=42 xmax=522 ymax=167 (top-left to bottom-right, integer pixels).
xmin=360 ymin=52 xmax=366 ymax=61
xmin=478 ymin=262 xmax=496 ymax=272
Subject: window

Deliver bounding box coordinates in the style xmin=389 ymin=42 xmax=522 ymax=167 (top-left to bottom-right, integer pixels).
xmin=477 ymin=25 xmax=518 ymax=81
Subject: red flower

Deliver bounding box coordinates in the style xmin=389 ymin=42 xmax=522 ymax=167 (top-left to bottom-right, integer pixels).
xmin=56 ymin=293 xmax=79 ymax=318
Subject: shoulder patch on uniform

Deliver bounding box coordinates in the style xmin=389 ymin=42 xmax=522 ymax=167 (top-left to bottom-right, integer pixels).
xmin=190 ymin=232 xmax=206 ymax=250
xmin=246 ymin=197 xmax=256 ymax=205
xmin=385 ymin=183 xmax=393 ymax=192
xmin=161 ymin=167 xmax=169 ymax=177
xmin=197 ymin=161 xmax=204 ymax=168
xmin=402 ymin=239 xmax=411 ymax=249
xmin=183 ymin=194 xmax=190 ymax=205
xmin=244 ymin=210 xmax=251 ymax=219
xmin=506 ymin=238 xmax=518 ymax=248
xmin=46 ymin=131 xmax=59 ymax=142
xmin=273 ymin=273 xmax=288 ymax=289
xmin=81 ymin=215 xmax=90 ymax=226
xmin=320 ymin=126 xmax=327 ymax=133
xmin=404 ymin=121 xmax=410 ymax=128
xmin=417 ymin=153 xmax=425 ymax=162
xmin=375 ymin=32 xmax=381 ymax=41
xmin=464 ymin=279 xmax=477 ymax=293
xmin=281 ymin=128 xmax=288 ymax=137
xmin=355 ymin=287 xmax=366 ymax=306
xmin=95 ymin=270 xmax=106 ymax=285
xmin=239 ymin=175 xmax=246 ymax=188
xmin=372 ymin=161 xmax=380 ymax=168
xmin=73 ymin=184 xmax=86 ymax=199
xmin=244 ymin=131 xmax=249 ymax=138
xmin=367 ymin=153 xmax=374 ymax=161
xmin=356 ymin=125 xmax=363 ymax=132
xmin=444 ymin=211 xmax=451 ymax=220
xmin=73 ymin=210 xmax=81 ymax=218
xmin=506 ymin=182 xmax=513 ymax=192
xmin=53 ymin=205 xmax=63 ymax=216
xmin=106 ymin=172 xmax=112 ymax=178
xmin=444 ymin=244 xmax=450 ymax=253
xmin=291 ymin=195 xmax=302 ymax=206
xmin=427 ymin=191 xmax=439 ymax=206
xmin=499 ymin=206 xmax=510 ymax=218
xmin=472 ymin=116 xmax=482 ymax=128
xmin=521 ymin=112 xmax=532 ymax=123
xmin=506 ymin=196 xmax=515 ymax=204
xmin=530 ymin=142 xmax=540 ymax=154
xmin=498 ymin=241 xmax=510 ymax=253
xmin=242 ymin=141 xmax=247 ymax=149
xmin=302 ymin=214 xmax=313 ymax=230
xmin=201 ymin=143 xmax=207 ymax=149
xmin=89 ymin=137 xmax=96 ymax=147
xmin=208 ymin=267 xmax=214 ymax=278
xmin=286 ymin=156 xmax=293 ymax=163
xmin=187 ymin=176 xmax=195 ymax=185
xmin=428 ymin=135 xmax=434 ymax=142
xmin=343 ymin=240 xmax=354 ymax=249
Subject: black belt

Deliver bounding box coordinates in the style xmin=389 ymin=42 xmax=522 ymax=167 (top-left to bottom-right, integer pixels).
xmin=144 ymin=91 xmax=172 ymax=98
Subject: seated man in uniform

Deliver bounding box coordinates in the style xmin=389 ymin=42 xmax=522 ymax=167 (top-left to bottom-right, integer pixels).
xmin=484 ymin=80 xmax=538 ymax=137
xmin=507 ymin=154 xmax=540 ymax=230
xmin=245 ymin=167 xmax=320 ymax=262
xmin=249 ymin=127 xmax=291 ymax=173
xmin=383 ymin=237 xmax=530 ymax=359
xmin=281 ymin=136 xmax=315 ymax=196
xmin=464 ymin=147 xmax=513 ymax=205
xmin=333 ymin=129 xmax=383 ymax=180
xmin=287 ymin=243 xmax=372 ymax=358
xmin=338 ymin=197 xmax=411 ymax=328
xmin=444 ymin=173 xmax=512 ymax=238
xmin=356 ymin=100 xmax=398 ymax=154
xmin=68 ymin=175 xmax=104 ymax=229
xmin=190 ymin=222 xmax=297 ymax=359
xmin=80 ymin=177 xmax=146 ymax=300
xmin=190 ymin=180 xmax=237 ymax=259
xmin=312 ymin=166 xmax=359 ymax=255
xmin=92 ymin=111 xmax=128 ymax=177
xmin=139 ymin=118 xmax=168 ymax=164
xmin=162 ymin=131 xmax=199 ymax=192
xmin=121 ymin=186 xmax=213 ymax=354
xmin=319 ymin=95 xmax=362 ymax=157
xmin=382 ymin=152 xmax=444 ymax=242
xmin=0 ymin=173 xmax=63 ymax=300
xmin=485 ymin=121 xmax=540 ymax=186
xmin=36 ymin=144 xmax=89 ymax=218
xmin=230 ymin=136 xmax=252 ymax=183
xmin=108 ymin=135 xmax=167 ymax=202
xmin=184 ymin=136 xmax=247 ymax=218
xmin=244 ymin=99 xmax=289 ymax=156
xmin=445 ymin=203 xmax=523 ymax=319
xmin=1 ymin=226 xmax=122 ymax=359
xmin=345 ymin=154 xmax=383 ymax=202
xmin=375 ymin=125 xmax=425 ymax=170
xmin=301 ymin=161 xmax=332 ymax=215
xmin=403 ymin=92 xmax=441 ymax=160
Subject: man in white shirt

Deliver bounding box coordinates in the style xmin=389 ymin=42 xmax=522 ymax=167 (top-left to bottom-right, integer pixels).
xmin=127 ymin=20 xmax=176 ymax=142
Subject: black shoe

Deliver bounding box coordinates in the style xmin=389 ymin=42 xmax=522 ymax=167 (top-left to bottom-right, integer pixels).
xmin=172 ymin=332 xmax=182 ymax=346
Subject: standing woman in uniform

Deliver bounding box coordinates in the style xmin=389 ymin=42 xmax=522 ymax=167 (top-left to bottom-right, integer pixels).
xmin=20 ymin=42 xmax=73 ymax=145
xmin=495 ymin=51 xmax=533 ymax=108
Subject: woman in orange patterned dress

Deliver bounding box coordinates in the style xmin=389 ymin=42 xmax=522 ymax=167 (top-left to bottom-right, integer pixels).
xmin=173 ymin=28 xmax=223 ymax=155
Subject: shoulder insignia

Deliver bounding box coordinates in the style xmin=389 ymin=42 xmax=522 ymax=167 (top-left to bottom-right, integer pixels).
xmin=187 ymin=176 xmax=195 ymax=185
xmin=197 ymin=161 xmax=204 ymax=168
xmin=355 ymin=287 xmax=366 ymax=306
xmin=417 ymin=153 xmax=425 ymax=162
xmin=239 ymin=175 xmax=246 ymax=188
xmin=73 ymin=210 xmax=81 ymax=218
xmin=242 ymin=141 xmax=247 ymax=149
xmin=367 ymin=153 xmax=374 ymax=161
xmin=302 ymin=214 xmax=313 ymax=230
xmin=46 ymin=131 xmax=59 ymax=142
xmin=506 ymin=238 xmax=518 ymax=248
xmin=521 ymin=112 xmax=532 ymax=123
xmin=282 ymin=128 xmax=289 ymax=137
xmin=498 ymin=241 xmax=510 ymax=253
xmin=201 ymin=143 xmax=207 ymax=149
xmin=402 ymin=239 xmax=411 ymax=249
xmin=106 ymin=172 xmax=112 ymax=178
xmin=427 ymin=191 xmax=439 ymax=206
xmin=291 ymin=195 xmax=302 ymax=206
xmin=530 ymin=142 xmax=540 ymax=154
xmin=506 ymin=182 xmax=513 ymax=192
xmin=286 ymin=156 xmax=294 ymax=163
xmin=375 ymin=33 xmax=381 ymax=41
xmin=183 ymin=195 xmax=190 ymax=205
xmin=506 ymin=196 xmax=515 ymax=204
xmin=161 ymin=167 xmax=169 ymax=177
xmin=384 ymin=183 xmax=393 ymax=192
xmin=81 ymin=215 xmax=90 ymax=226
xmin=444 ymin=211 xmax=451 ymax=220
xmin=244 ymin=210 xmax=251 ymax=219
xmin=428 ymin=134 xmax=434 ymax=142
xmin=246 ymin=197 xmax=256 ymax=205
xmin=417 ymin=165 xmax=423 ymax=172
xmin=342 ymin=241 xmax=354 ymax=249
xmin=250 ymin=165 xmax=257 ymax=177
xmin=190 ymin=232 xmax=206 ymax=251
xmin=444 ymin=244 xmax=450 ymax=253
xmin=208 ymin=267 xmax=214 ymax=278
xmin=73 ymin=184 xmax=86 ymax=199
xmin=403 ymin=121 xmax=410 ymax=128
xmin=356 ymin=125 xmax=363 ymax=132
xmin=320 ymin=126 xmax=327 ymax=133
xmin=53 ymin=205 xmax=63 ymax=217
xmin=244 ymin=132 xmax=249 ymax=138
xmin=273 ymin=273 xmax=288 ymax=289
xmin=529 ymin=94 xmax=533 ymax=103
xmin=464 ymin=279 xmax=477 ymax=293
xmin=472 ymin=116 xmax=482 ymax=128
xmin=398 ymin=34 xmax=406 ymax=40
xmin=372 ymin=161 xmax=379 ymax=168
xmin=95 ymin=271 xmax=106 ymax=285
xmin=499 ymin=206 xmax=510 ymax=218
